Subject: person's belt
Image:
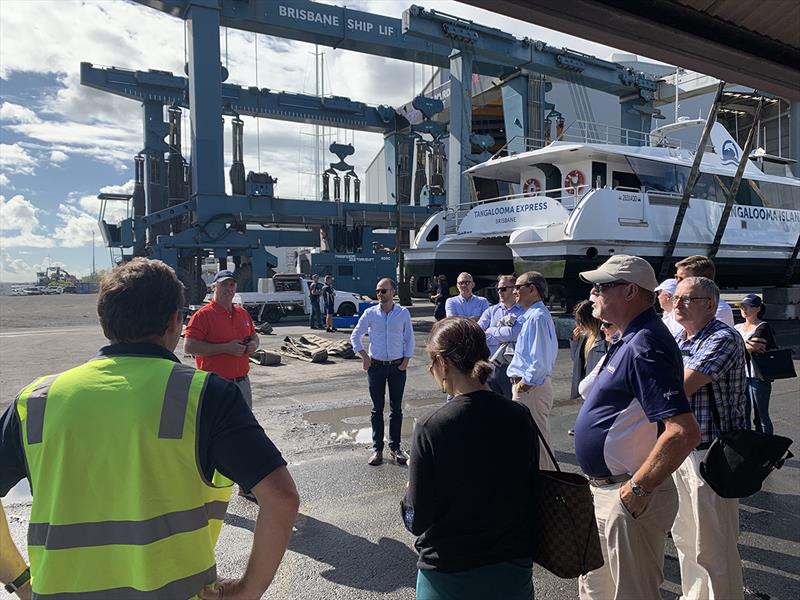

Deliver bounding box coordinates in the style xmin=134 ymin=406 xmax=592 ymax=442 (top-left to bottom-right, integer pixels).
xmin=231 ymin=375 xmax=249 ymax=383
xmin=372 ymin=358 xmax=403 ymax=366
xmin=586 ymin=473 xmax=631 ymax=488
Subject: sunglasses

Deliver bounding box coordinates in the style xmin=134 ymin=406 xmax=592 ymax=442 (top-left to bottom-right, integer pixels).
xmin=600 ymin=322 xmax=613 ymax=329
xmin=457 ymin=280 xmax=472 ymax=286
xmin=497 ymin=286 xmax=511 ymax=292
xmin=673 ymin=296 xmax=710 ymax=306
xmin=375 ymin=288 xmax=391 ymax=295
xmin=513 ymin=282 xmax=534 ymax=291
xmin=592 ymin=281 xmax=629 ymax=293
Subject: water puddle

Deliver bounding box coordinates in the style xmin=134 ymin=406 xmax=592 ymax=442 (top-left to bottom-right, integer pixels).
xmin=304 ymin=397 xmax=443 ymax=444
xmin=5 ymin=478 xmax=32 ymax=504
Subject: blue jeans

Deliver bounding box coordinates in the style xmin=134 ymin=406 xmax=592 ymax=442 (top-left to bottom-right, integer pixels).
xmin=746 ymin=377 xmax=773 ymax=434
xmin=368 ymin=363 xmax=406 ymax=451
xmin=309 ymin=299 xmax=323 ymax=328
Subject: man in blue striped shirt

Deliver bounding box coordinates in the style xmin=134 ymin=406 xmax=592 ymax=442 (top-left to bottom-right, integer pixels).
xmin=507 ymin=271 xmax=558 ymax=469
xmin=351 ymin=278 xmax=415 ymax=466
xmin=478 ymin=274 xmax=524 ymax=398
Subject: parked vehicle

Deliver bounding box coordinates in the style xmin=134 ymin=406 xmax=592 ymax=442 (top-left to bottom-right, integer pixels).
xmin=191 ymin=273 xmax=363 ymax=324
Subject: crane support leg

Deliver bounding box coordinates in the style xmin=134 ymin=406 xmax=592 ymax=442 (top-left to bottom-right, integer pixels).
xmin=658 ymin=81 xmax=726 ymax=280
xmin=447 ymin=48 xmax=474 ymax=211
xmin=708 ymin=97 xmax=765 ymax=259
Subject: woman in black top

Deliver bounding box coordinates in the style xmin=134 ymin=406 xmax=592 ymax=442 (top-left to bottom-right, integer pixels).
xmin=734 ymin=294 xmax=778 ymax=433
xmin=430 ymin=275 xmax=449 ymax=321
xmin=401 ymin=317 xmax=539 ymax=600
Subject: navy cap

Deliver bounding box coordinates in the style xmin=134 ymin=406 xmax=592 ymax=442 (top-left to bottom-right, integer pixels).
xmin=213 ymin=270 xmax=236 ymax=283
xmin=740 ymin=293 xmax=763 ymax=308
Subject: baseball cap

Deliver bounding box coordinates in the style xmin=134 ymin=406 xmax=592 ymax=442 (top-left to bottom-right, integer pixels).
xmin=213 ymin=270 xmax=236 ymax=283
xmin=740 ymin=293 xmax=763 ymax=308
xmin=655 ymin=278 xmax=678 ymax=295
xmin=579 ymin=255 xmax=659 ymax=292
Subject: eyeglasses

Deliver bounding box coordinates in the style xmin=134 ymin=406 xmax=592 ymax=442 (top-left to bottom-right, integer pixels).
xmin=673 ymin=295 xmax=710 ymax=306
xmin=457 ymin=280 xmax=472 ymax=286
xmin=375 ymin=288 xmax=390 ymax=295
xmin=513 ymin=282 xmax=534 ymax=291
xmin=591 ymin=281 xmax=628 ymax=293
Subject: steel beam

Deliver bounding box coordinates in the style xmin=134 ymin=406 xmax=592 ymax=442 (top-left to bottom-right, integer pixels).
xmin=80 ymin=63 xmax=410 ymax=133
xmin=448 ymin=49 xmax=474 ymax=210
xmin=185 ymin=0 xmax=225 ymax=197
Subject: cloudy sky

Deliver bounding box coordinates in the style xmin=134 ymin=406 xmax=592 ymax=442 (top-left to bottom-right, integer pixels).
xmin=0 ymin=0 xmax=638 ymax=283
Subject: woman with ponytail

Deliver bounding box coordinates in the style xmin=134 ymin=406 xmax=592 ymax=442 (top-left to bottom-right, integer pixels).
xmin=401 ymin=317 xmax=540 ymax=600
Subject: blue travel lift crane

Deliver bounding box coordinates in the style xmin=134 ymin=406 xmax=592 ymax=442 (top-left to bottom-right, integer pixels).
xmin=97 ymin=0 xmax=663 ymax=302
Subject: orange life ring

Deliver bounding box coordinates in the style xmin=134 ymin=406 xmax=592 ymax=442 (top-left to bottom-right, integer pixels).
xmin=522 ymin=177 xmax=541 ymax=196
xmin=564 ymin=170 xmax=586 ymax=195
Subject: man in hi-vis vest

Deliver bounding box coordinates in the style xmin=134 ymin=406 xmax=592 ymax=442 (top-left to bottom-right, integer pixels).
xmin=0 ymin=258 xmax=299 ymax=600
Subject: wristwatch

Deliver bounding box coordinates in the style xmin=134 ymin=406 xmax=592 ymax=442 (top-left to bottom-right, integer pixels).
xmin=4 ymin=566 xmax=30 ymax=594
xmin=629 ymin=479 xmax=651 ymax=497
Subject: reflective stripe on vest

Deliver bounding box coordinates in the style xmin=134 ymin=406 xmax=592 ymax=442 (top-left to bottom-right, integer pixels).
xmin=17 ymin=357 xmax=233 ymax=599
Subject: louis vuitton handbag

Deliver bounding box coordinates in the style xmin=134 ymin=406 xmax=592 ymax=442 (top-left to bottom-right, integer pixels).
xmin=531 ymin=429 xmax=604 ymax=578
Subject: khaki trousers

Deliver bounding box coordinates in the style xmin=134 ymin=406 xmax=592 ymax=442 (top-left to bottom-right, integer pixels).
xmin=578 ymin=477 xmax=678 ymax=600
xmin=671 ymin=451 xmax=743 ymax=600
xmin=512 ymin=377 xmax=553 ymax=470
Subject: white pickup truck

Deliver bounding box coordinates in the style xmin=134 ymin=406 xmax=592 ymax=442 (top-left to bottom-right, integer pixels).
xmin=230 ymin=274 xmax=362 ymax=323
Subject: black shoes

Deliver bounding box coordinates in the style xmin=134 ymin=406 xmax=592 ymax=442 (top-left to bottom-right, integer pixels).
xmin=390 ymin=448 xmax=409 ymax=465
xmin=368 ymin=451 xmax=383 ymax=466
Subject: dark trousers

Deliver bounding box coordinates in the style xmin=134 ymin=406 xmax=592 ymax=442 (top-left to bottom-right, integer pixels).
xmin=488 ymin=363 xmax=512 ymax=399
xmin=309 ymin=299 xmax=323 ymax=328
xmin=746 ymin=377 xmax=773 ymax=434
xmin=368 ymin=363 xmax=406 ymax=451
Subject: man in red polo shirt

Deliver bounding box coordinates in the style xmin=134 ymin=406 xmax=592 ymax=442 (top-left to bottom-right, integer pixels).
xmin=184 ymin=270 xmax=259 ymax=407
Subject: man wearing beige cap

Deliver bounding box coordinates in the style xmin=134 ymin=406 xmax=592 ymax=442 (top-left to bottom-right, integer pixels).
xmin=573 ymin=255 xmax=700 ymax=600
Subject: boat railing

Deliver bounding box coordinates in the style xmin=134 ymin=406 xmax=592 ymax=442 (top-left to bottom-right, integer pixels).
xmin=488 ymin=121 xmax=684 ymax=159
xmin=563 ymin=120 xmax=684 ymax=148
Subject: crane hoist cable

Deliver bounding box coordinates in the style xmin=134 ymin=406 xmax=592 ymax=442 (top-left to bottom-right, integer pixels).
xmin=254 ymin=33 xmax=261 ymax=172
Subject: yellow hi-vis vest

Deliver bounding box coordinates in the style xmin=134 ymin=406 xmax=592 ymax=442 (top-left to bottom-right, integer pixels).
xmin=16 ymin=355 xmax=233 ymax=600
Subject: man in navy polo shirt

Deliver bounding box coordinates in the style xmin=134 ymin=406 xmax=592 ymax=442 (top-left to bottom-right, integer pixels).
xmin=574 ymin=255 xmax=700 ymax=600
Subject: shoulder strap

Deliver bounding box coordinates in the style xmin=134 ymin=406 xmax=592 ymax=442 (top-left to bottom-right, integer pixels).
xmin=534 ymin=424 xmax=561 ymax=472
xmin=705 ymin=382 xmax=723 ymax=438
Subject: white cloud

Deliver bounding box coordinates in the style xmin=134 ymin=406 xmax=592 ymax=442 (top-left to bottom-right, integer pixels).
xmin=1 ymin=251 xmax=31 ymax=275
xmin=0 ymin=194 xmax=55 ymax=248
xmin=0 ymin=102 xmax=40 ymax=124
xmin=0 ymin=144 xmax=38 ymax=175
xmin=50 ymin=150 xmax=69 ymax=163
xmin=52 ymin=204 xmax=102 ymax=248
xmin=77 ymin=179 xmax=134 ymax=223
xmin=0 ymin=173 xmax=9 ymax=187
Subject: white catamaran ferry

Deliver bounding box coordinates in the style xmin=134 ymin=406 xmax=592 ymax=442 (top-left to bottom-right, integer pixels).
xmin=405 ymin=118 xmax=800 ymax=306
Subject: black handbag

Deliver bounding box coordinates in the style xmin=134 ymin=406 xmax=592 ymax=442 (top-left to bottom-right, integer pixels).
xmin=751 ymin=348 xmax=797 ymax=381
xmin=699 ymin=386 xmax=793 ymax=498
xmin=531 ymin=429 xmax=604 ymax=579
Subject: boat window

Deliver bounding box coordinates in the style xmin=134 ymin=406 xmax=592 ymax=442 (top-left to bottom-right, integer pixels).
xmin=625 ymin=157 xmax=681 ymax=193
xmin=612 ymin=170 xmax=640 ymax=190
xmin=746 ymin=180 xmax=800 ymax=211
xmin=716 ymin=176 xmax=764 ymax=207
xmin=692 ymin=173 xmax=723 ymax=203
xmin=425 ymin=224 xmax=440 ymax=242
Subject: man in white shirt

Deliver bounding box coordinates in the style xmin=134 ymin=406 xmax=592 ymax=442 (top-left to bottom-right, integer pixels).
xmin=674 ymin=256 xmax=734 ymax=326
xmin=656 ymin=278 xmax=684 ymax=336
